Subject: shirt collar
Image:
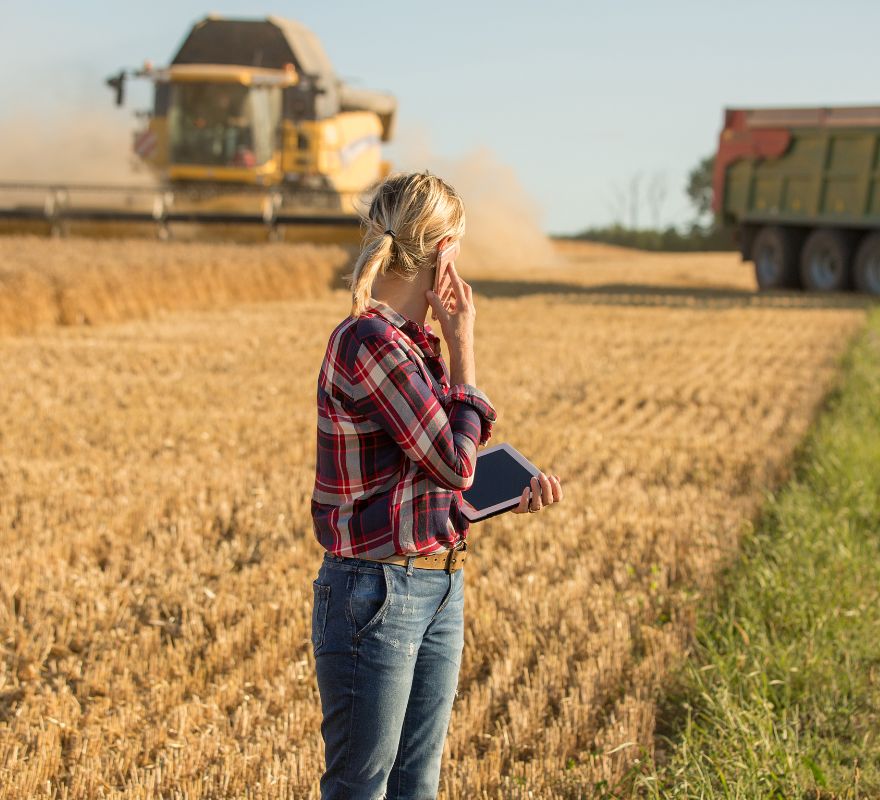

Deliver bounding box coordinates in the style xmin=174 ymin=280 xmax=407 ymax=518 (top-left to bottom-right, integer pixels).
xmin=365 ymin=298 xmax=442 ymax=359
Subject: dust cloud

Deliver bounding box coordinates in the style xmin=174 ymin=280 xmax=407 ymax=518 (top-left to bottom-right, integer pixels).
xmin=392 ymin=139 xmax=560 ymax=271
xmin=0 ymin=108 xmax=156 ymax=185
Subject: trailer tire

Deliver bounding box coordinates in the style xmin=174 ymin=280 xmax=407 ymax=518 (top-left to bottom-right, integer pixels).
xmin=853 ymin=232 xmax=880 ymax=295
xmin=800 ymin=228 xmax=853 ymax=292
xmin=752 ymin=226 xmax=799 ymax=289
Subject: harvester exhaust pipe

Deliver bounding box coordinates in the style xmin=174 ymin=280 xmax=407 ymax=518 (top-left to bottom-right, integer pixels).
xmin=106 ymin=70 xmax=126 ymax=106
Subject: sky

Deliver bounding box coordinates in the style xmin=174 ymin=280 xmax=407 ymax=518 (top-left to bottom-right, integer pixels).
xmin=2 ymin=0 xmax=879 ymax=234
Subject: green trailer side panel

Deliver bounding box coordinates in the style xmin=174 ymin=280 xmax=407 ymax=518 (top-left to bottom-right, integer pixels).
xmin=823 ymin=177 xmax=859 ymax=216
xmin=871 ymin=182 xmax=880 ymax=216
xmin=827 ymin=135 xmax=871 ymax=171
xmin=783 ymin=134 xmax=824 ymax=216
xmin=752 ymin=175 xmax=781 ymax=214
xmin=822 ymin=134 xmax=874 ymax=219
xmin=783 ymin=177 xmax=812 ymax=214
xmin=723 ymin=126 xmax=880 ymax=229
xmin=726 ymin=161 xmax=751 ymax=212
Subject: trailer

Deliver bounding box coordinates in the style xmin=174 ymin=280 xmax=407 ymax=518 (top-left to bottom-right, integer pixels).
xmin=713 ymin=105 xmax=880 ymax=294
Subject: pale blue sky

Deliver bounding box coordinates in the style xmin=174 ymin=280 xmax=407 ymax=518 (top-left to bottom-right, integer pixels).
xmin=2 ymin=1 xmax=879 ymax=233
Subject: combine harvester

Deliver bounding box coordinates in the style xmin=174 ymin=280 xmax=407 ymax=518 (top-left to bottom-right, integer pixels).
xmin=0 ymin=15 xmax=396 ymax=243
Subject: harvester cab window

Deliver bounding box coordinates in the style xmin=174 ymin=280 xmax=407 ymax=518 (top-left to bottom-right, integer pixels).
xmin=247 ymin=86 xmax=282 ymax=166
xmin=168 ymin=83 xmax=280 ymax=168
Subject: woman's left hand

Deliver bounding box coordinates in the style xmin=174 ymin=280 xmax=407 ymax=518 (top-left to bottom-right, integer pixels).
xmin=512 ymin=472 xmax=564 ymax=514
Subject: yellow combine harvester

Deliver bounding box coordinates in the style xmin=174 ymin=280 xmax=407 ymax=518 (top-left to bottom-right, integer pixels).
xmin=0 ymin=15 xmax=396 ymax=242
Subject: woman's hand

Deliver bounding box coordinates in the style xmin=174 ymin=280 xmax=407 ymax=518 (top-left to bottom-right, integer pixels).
xmin=512 ymin=472 xmax=564 ymax=514
xmin=426 ymin=263 xmax=476 ymax=386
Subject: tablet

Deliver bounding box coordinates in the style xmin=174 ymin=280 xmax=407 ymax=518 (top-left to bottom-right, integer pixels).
xmin=459 ymin=443 xmax=541 ymax=522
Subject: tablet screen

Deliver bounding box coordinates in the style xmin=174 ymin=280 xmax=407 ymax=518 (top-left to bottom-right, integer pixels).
xmin=461 ymin=447 xmax=535 ymax=512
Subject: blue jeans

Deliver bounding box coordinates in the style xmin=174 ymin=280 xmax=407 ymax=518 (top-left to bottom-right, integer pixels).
xmin=311 ymin=552 xmax=465 ymax=800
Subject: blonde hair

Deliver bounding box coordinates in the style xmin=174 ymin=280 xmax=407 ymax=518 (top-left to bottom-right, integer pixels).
xmin=348 ymin=171 xmax=466 ymax=317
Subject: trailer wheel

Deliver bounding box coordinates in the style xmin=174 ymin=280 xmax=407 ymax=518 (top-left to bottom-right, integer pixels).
xmin=800 ymin=229 xmax=853 ymax=292
xmin=752 ymin=226 xmax=799 ymax=289
xmin=853 ymin=232 xmax=880 ymax=295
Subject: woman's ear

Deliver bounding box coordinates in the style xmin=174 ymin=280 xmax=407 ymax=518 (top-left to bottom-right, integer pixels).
xmin=436 ymin=236 xmax=453 ymax=254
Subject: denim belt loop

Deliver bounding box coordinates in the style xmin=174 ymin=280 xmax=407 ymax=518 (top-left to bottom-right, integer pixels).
xmin=406 ymin=556 xmax=415 ymax=576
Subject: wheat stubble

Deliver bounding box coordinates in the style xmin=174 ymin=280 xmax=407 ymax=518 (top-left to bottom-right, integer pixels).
xmin=0 ymin=242 xmax=868 ymax=798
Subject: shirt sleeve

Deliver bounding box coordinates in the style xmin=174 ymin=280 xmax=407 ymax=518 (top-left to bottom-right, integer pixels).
xmin=443 ymin=383 xmax=496 ymax=447
xmin=349 ymin=334 xmax=497 ymax=491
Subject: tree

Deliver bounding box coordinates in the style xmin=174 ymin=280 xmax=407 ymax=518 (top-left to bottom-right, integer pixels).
xmin=606 ymin=182 xmax=628 ymax=227
xmin=605 ymin=174 xmax=642 ymax=229
xmin=646 ymin=171 xmax=668 ymax=229
xmin=686 ymin=154 xmax=715 ymax=225
xmin=628 ymin=172 xmax=642 ymax=229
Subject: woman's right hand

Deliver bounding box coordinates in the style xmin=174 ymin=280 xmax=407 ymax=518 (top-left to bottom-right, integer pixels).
xmin=426 ymin=263 xmax=476 ymax=386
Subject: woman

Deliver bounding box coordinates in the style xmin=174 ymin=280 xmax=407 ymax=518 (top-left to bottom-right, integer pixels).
xmin=310 ymin=171 xmax=563 ymax=800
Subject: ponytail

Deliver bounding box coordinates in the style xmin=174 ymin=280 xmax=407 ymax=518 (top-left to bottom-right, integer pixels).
xmin=348 ymin=233 xmax=394 ymax=317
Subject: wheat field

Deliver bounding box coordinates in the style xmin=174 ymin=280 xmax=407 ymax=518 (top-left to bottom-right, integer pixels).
xmin=0 ymin=236 xmax=869 ymax=798
xmin=0 ymin=237 xmax=350 ymax=337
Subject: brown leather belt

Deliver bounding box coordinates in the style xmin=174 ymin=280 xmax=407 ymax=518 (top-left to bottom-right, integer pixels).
xmin=360 ymin=541 xmax=468 ymax=573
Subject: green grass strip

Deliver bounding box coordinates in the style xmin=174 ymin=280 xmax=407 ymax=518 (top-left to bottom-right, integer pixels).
xmin=638 ymin=307 xmax=880 ymax=799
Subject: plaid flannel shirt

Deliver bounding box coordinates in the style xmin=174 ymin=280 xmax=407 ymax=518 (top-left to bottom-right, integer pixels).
xmin=311 ymin=298 xmax=497 ymax=558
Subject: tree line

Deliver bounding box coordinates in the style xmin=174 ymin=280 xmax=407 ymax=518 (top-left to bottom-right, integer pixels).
xmin=565 ymin=155 xmax=736 ymax=252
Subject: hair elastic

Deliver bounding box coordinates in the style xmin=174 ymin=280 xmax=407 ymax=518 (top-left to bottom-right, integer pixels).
xmin=384 ymin=228 xmax=397 ymax=239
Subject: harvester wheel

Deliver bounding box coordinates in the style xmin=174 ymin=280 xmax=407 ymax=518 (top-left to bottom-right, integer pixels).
xmin=752 ymin=226 xmax=799 ymax=289
xmin=853 ymin=232 xmax=880 ymax=295
xmin=800 ymin=228 xmax=853 ymax=292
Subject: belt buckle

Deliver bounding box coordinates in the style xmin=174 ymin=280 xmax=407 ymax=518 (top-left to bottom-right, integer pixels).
xmin=444 ymin=540 xmax=467 ymax=573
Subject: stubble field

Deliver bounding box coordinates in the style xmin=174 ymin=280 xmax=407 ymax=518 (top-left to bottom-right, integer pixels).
xmin=0 ymin=236 xmax=869 ymax=798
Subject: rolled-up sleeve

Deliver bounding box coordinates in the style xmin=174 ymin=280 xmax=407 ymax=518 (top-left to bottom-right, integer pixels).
xmin=350 ymin=335 xmax=497 ymax=491
xmin=444 ymin=383 xmax=496 ymax=446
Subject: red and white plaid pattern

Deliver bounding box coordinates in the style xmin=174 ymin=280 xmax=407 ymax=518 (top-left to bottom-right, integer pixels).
xmin=311 ymin=298 xmax=497 ymax=558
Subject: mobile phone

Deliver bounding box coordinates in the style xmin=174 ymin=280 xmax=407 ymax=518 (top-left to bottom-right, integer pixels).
xmin=432 ymin=240 xmax=460 ymax=319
